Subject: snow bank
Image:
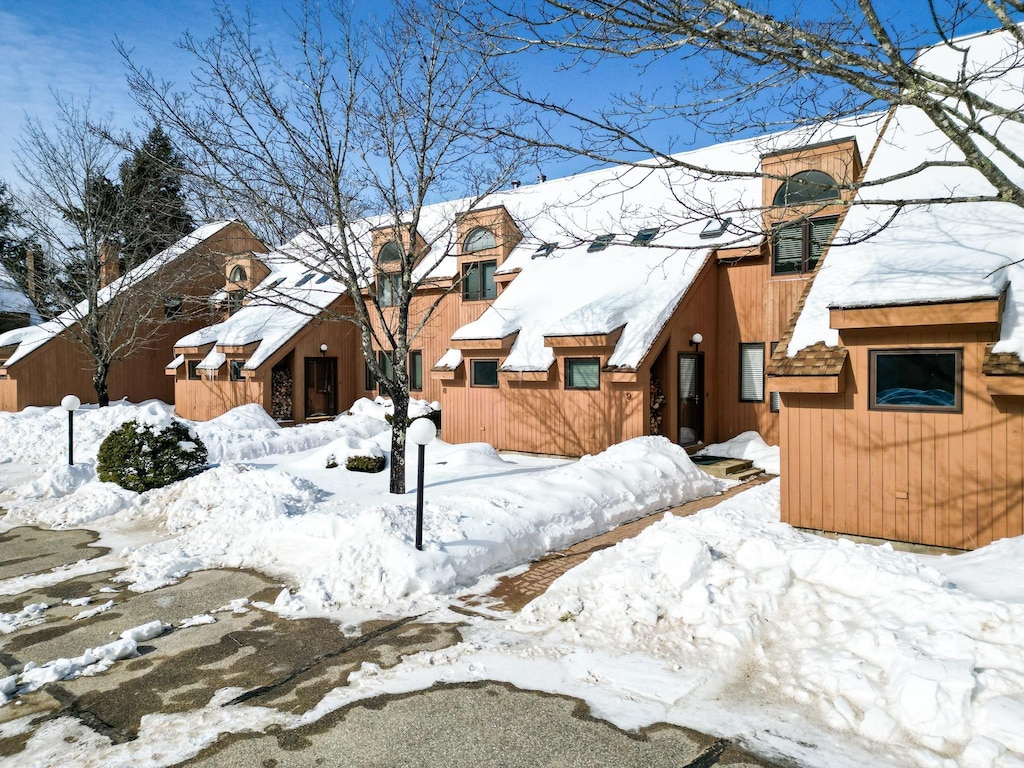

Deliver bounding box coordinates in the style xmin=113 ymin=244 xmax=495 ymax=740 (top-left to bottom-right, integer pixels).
xmin=696 ymin=431 xmax=780 ymax=474
xmin=509 ymin=480 xmax=1024 ymax=766
xmin=116 ymin=436 xmax=715 ymax=612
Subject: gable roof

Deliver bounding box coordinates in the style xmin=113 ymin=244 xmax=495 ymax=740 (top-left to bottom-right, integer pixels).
xmin=174 ymin=235 xmax=348 ymax=372
xmin=0 ymin=221 xmax=237 ymax=368
xmin=783 ymin=27 xmax=1024 ymax=366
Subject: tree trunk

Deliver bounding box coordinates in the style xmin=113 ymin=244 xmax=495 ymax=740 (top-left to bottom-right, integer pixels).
xmin=389 ymin=388 xmax=410 ymax=494
xmin=93 ymin=363 xmax=110 ymax=407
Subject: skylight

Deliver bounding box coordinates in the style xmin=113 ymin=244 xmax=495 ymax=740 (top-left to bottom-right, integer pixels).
xmin=295 ymin=273 xmax=314 ymax=287
xmin=587 ymin=234 xmax=615 ymax=253
xmin=533 ymin=243 xmax=557 ymax=259
xmin=266 ymin=277 xmax=285 ymax=290
xmin=316 ymin=274 xmax=332 ymax=284
xmin=631 ymin=227 xmax=660 ymax=246
xmin=700 ymin=217 xmax=732 ymax=239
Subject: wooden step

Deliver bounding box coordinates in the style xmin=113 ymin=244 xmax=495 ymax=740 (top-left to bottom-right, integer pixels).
xmin=692 ymin=456 xmax=754 ymax=479
xmin=727 ymin=467 xmax=764 ymax=482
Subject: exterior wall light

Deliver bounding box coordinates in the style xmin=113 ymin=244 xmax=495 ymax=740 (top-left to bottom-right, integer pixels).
xmin=690 ymin=332 xmax=704 ymax=354
xmin=320 ymin=343 xmax=328 ymax=356
xmin=407 ymin=417 xmax=438 ymax=551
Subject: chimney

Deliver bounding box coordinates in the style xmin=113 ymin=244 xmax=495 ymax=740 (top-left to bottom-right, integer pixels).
xmin=99 ymin=241 xmax=119 ymax=288
xmin=537 ymin=173 xmax=547 ymax=183
xmin=511 ymin=180 xmax=521 ymax=189
xmin=25 ymin=249 xmax=40 ymax=304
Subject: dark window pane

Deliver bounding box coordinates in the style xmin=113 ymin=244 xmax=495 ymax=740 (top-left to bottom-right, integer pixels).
xmin=808 ymin=216 xmax=838 ymax=270
xmin=187 ymin=360 xmax=201 ymax=380
xmin=772 ymin=170 xmax=840 ymax=207
xmin=472 ymin=359 xmax=499 ymax=387
xmin=873 ymin=351 xmax=959 ymax=409
xmin=739 ymin=342 xmax=765 ymax=401
xmin=379 ymin=241 xmax=403 ymax=262
xmin=230 ymin=360 xmax=245 ymax=381
xmin=410 ymin=350 xmax=423 ymax=391
xmin=773 ymin=223 xmax=803 ymax=274
xmin=587 ymin=234 xmax=614 ymax=252
xmin=464 ymin=227 xmax=496 ymax=253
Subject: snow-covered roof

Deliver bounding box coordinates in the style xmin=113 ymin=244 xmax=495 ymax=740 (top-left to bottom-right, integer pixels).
xmin=446 ymin=119 xmax=882 ymax=372
xmin=0 ymin=264 xmax=38 ymax=322
xmin=174 ymin=239 xmax=348 ymax=371
xmin=788 ymin=27 xmax=1024 ymax=358
xmin=0 ymin=221 xmax=236 ymax=368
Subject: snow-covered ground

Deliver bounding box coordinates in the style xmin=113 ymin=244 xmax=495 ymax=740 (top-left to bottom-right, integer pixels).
xmin=1 ymin=401 xmax=1023 ymax=767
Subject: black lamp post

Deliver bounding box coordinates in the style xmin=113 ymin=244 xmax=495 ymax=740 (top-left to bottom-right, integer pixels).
xmin=407 ymin=417 xmax=437 ymax=551
xmin=61 ymin=394 xmax=81 ymax=466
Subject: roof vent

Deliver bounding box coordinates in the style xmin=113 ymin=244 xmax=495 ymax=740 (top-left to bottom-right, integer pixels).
xmin=700 ymin=217 xmax=732 ymax=239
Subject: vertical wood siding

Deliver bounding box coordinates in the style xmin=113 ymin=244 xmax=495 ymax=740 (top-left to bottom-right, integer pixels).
xmin=780 ymin=326 xmax=1024 ymax=549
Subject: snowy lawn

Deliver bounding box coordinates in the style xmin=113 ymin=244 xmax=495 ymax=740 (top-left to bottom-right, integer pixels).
xmin=0 ymin=398 xmax=719 ymax=616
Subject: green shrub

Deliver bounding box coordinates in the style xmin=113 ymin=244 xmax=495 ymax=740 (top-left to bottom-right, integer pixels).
xmin=346 ymin=455 xmax=386 ymax=473
xmin=97 ymin=419 xmax=209 ymax=492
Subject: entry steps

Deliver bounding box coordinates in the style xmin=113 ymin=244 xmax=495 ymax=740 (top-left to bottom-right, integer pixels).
xmin=689 ymin=455 xmax=763 ymax=481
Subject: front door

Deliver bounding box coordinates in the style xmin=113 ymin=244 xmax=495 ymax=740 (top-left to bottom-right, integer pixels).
xmin=304 ymin=357 xmax=337 ymax=419
xmin=678 ymin=353 xmax=704 ymax=446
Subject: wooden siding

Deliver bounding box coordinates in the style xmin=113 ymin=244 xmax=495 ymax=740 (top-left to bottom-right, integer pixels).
xmin=780 ymin=326 xmax=1024 ymax=550
xmin=715 ymin=258 xmax=810 ymax=445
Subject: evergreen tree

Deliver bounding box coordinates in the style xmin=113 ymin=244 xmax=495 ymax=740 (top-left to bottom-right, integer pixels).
xmin=118 ymin=125 xmax=194 ymax=271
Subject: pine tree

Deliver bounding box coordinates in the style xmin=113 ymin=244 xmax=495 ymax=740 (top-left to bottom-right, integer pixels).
xmin=118 ymin=125 xmax=194 ymax=271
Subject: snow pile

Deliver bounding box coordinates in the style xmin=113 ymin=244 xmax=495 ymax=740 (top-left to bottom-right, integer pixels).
xmin=1 ymin=620 xmax=169 ymax=706
xmin=506 ymin=480 xmax=1024 ymax=766
xmin=696 ymin=431 xmax=780 ymax=474
xmin=0 ymin=603 xmax=48 ymax=634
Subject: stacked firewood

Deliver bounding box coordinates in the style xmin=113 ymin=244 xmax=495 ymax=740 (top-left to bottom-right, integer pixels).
xmin=650 ymin=375 xmax=666 ymax=435
xmin=271 ymin=368 xmax=293 ymax=421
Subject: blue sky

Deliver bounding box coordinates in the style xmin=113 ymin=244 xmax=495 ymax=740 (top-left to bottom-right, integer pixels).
xmin=0 ymin=1 xmax=1008 ymax=196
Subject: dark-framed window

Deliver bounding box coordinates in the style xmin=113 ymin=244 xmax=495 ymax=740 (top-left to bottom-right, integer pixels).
xmin=229 ymin=264 xmax=248 ymax=282
xmin=769 ymin=341 xmax=781 ymax=413
xmin=773 ymin=170 xmax=840 ymax=207
xmin=870 ymin=349 xmax=962 ymax=411
xmin=229 ymin=360 xmax=245 ymax=381
xmin=463 ymin=226 xmax=496 ymax=253
xmin=379 ymin=241 xmax=403 ymax=262
xmin=471 ymin=359 xmax=499 ymax=387
xmin=587 ymin=234 xmax=614 ymax=252
xmin=378 ymin=272 xmax=402 ymax=307
xmin=164 ymin=296 xmax=183 ymax=319
xmin=409 ymin=350 xmax=423 ymax=391
xmin=462 ymin=260 xmax=497 ymax=301
xmin=227 ymin=289 xmax=245 ymax=315
xmin=739 ymin=342 xmax=765 ymax=402
xmin=773 ymin=216 xmax=837 ymax=275
xmin=187 ymin=360 xmax=201 ymax=380
xmin=364 ymin=361 xmax=376 ymax=391
xmin=565 ymin=358 xmax=600 ymax=390
xmin=378 ymin=350 xmax=395 ymax=383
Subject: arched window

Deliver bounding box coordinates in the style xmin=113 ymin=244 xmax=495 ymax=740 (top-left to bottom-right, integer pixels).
xmin=463 ymin=226 xmax=496 ymax=253
xmin=229 ymin=265 xmax=248 ymax=283
xmin=379 ymin=241 xmax=404 ymax=262
xmin=772 ymin=170 xmax=840 ymax=207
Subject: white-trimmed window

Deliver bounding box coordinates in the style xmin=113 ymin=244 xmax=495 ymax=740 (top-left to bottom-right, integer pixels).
xmin=565 ymin=358 xmax=600 ymax=390
xmin=739 ymin=342 xmax=765 ymax=402
xmin=471 ymin=359 xmax=499 ymax=387
xmin=870 ymin=349 xmax=961 ymax=411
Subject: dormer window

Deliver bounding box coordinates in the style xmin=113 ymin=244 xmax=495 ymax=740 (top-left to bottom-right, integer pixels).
xmin=773 ymin=170 xmax=839 ymax=208
xmin=587 ymin=234 xmax=614 ymax=253
xmin=463 ymin=227 xmax=497 ymax=254
xmin=379 ymin=241 xmax=404 ymax=262
xmin=631 ymin=227 xmax=660 ymax=246
xmin=700 ymin=218 xmax=732 ymax=239
xmin=462 ymin=260 xmax=496 ymax=301
xmin=229 ymin=265 xmax=247 ymax=283
xmin=227 ymin=290 xmax=245 ymax=315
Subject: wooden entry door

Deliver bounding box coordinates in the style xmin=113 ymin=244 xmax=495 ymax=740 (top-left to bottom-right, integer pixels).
xmin=304 ymin=357 xmax=337 ymax=418
xmin=678 ymin=353 xmax=704 ymax=446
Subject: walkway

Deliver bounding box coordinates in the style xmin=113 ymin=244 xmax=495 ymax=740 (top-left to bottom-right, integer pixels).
xmin=485 ymin=475 xmax=775 ymax=612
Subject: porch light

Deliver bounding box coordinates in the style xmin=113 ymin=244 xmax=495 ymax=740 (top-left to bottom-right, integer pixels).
xmin=408 ymin=417 xmax=438 ymax=552
xmin=320 ymin=343 xmax=328 ymax=356
xmin=690 ymin=332 xmax=704 ymax=354
xmin=61 ymin=394 xmax=81 ymax=466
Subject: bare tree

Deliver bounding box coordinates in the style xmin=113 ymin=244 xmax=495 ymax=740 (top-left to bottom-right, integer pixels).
xmin=476 ymin=1 xmax=1024 ymax=210
xmin=122 ymin=0 xmax=533 ymax=493
xmin=12 ymin=95 xmax=216 ymax=406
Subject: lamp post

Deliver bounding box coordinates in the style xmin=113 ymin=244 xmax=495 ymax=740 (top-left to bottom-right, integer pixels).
xmin=60 ymin=394 xmax=81 ymax=466
xmin=407 ymin=417 xmax=437 ymax=551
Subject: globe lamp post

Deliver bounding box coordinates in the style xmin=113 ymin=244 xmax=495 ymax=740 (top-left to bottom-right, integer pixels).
xmin=61 ymin=394 xmax=81 ymax=466
xmin=407 ymin=417 xmax=437 ymax=551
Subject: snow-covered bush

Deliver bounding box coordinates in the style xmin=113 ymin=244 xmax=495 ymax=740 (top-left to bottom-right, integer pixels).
xmin=346 ymin=455 xmax=386 ymax=473
xmin=97 ymin=418 xmax=209 ymax=491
